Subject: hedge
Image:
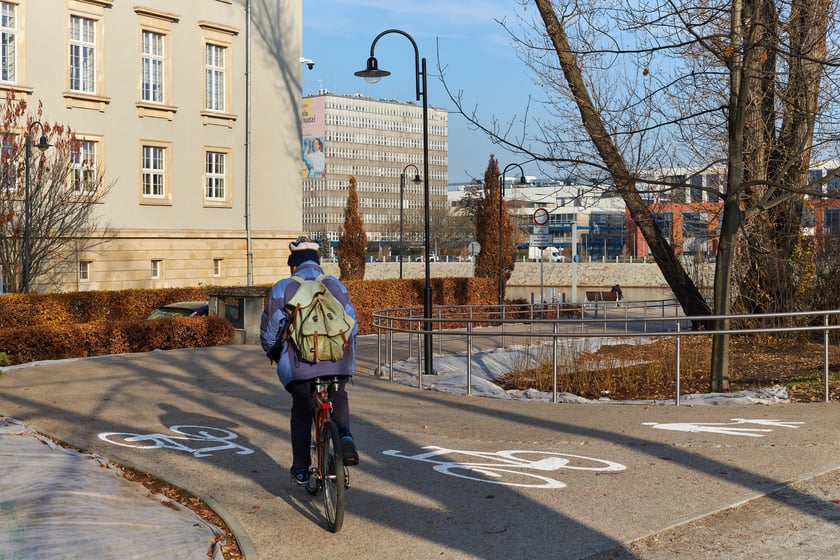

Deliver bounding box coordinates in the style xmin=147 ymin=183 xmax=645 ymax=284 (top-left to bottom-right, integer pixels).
xmin=0 ymin=277 xmax=498 ymax=365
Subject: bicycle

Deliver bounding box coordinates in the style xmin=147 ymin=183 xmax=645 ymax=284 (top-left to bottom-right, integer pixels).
xmin=306 ymin=375 xmax=350 ymax=532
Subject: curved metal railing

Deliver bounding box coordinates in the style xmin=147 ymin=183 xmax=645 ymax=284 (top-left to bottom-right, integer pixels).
xmin=372 ymin=300 xmax=840 ymax=404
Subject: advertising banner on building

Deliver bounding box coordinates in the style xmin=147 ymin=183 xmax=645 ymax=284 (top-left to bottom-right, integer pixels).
xmin=302 ymin=97 xmax=326 ymax=178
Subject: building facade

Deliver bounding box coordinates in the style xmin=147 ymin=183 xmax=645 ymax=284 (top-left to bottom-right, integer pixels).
xmin=301 ymin=91 xmax=448 ymax=256
xmin=2 ymin=0 xmax=303 ymax=292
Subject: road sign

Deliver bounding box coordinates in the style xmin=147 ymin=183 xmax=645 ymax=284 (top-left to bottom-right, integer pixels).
xmin=468 ymin=241 xmax=481 ymax=255
xmin=532 ymin=225 xmax=549 ymax=235
xmin=530 ymin=234 xmax=553 ymax=249
xmin=533 ymin=207 xmax=549 ymax=226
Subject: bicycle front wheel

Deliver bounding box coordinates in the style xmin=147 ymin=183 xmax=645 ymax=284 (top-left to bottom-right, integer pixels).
xmin=320 ymin=421 xmax=345 ymax=532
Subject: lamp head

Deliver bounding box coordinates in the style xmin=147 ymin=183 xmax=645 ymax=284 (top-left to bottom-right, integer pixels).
xmin=354 ymin=56 xmax=390 ymax=84
xmin=35 ymin=135 xmax=50 ymax=152
xmin=518 ymin=175 xmax=528 ymax=185
xmin=412 ymin=173 xmax=421 ymax=184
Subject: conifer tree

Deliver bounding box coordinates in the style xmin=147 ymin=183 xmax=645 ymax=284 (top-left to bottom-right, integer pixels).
xmin=474 ymin=155 xmax=515 ymax=301
xmin=338 ymin=176 xmax=366 ymax=280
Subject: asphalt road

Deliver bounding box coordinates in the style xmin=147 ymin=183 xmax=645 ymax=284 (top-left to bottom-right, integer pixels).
xmin=1 ymin=337 xmax=839 ymax=559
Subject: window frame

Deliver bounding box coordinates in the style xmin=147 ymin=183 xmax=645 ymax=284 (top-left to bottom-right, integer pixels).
xmin=140 ymin=29 xmax=164 ymax=103
xmin=69 ymin=14 xmax=96 ymax=94
xmin=204 ymin=43 xmax=225 ymax=112
xmin=139 ymin=141 xmax=172 ymax=205
xmin=63 ymin=3 xmax=109 ymax=110
xmin=198 ymin=20 xmax=238 ymax=127
xmin=0 ymin=1 xmax=16 ymax=84
xmin=203 ymin=146 xmax=232 ymax=207
xmin=71 ymin=137 xmax=99 ymax=195
xmin=150 ymin=259 xmax=162 ymax=280
xmin=78 ymin=260 xmax=91 ymax=282
xmin=135 ymin=7 xmax=179 ymax=120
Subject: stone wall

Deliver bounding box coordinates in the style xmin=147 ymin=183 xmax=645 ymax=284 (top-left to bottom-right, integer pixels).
xmin=319 ymin=261 xmax=710 ymax=292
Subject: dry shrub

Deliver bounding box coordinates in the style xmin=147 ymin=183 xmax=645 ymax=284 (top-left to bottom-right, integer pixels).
xmin=497 ymin=333 xmax=840 ymax=402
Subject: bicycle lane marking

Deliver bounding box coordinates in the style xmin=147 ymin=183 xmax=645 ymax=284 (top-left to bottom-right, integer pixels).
xmin=383 ymin=446 xmax=627 ymax=489
xmin=98 ymin=425 xmax=255 ymax=458
xmin=642 ymin=418 xmax=805 ymax=437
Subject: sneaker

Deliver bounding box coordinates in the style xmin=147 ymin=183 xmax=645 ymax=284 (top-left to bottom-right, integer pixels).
xmin=290 ymin=466 xmax=316 ymax=492
xmin=340 ymin=435 xmax=359 ymax=466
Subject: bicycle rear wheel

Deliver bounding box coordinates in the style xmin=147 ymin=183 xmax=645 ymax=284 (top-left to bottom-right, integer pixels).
xmin=320 ymin=420 xmax=345 ymax=532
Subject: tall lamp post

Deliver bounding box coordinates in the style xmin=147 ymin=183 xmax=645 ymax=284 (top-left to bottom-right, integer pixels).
xmin=498 ymin=163 xmax=527 ymax=307
xmin=356 ymin=29 xmax=434 ymax=378
xmin=23 ymin=121 xmax=50 ymax=294
xmin=399 ymin=164 xmax=421 ymax=279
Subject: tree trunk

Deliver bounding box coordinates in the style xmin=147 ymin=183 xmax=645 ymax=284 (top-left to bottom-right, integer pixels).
xmin=533 ymin=0 xmax=710 ymax=318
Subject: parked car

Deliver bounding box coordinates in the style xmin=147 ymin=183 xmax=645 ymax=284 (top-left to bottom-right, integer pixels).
xmin=146 ymin=301 xmax=209 ymax=320
xmin=147 ymin=300 xmax=242 ymax=325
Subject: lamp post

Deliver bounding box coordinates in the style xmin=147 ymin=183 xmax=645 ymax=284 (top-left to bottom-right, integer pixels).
xmin=399 ymin=164 xmax=421 ymax=279
xmin=498 ymin=163 xmax=527 ymax=307
xmin=23 ymin=121 xmax=50 ymax=294
xmin=356 ymin=29 xmax=434 ymax=378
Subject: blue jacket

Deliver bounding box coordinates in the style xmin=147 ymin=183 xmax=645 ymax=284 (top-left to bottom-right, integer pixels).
xmin=260 ymin=261 xmax=358 ymax=388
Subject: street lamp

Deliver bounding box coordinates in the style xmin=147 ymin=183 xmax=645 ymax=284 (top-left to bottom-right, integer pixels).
xmin=356 ymin=29 xmax=434 ymax=378
xmin=498 ymin=163 xmax=527 ymax=307
xmin=400 ymin=164 xmax=421 ymax=279
xmin=23 ymin=121 xmax=50 ymax=293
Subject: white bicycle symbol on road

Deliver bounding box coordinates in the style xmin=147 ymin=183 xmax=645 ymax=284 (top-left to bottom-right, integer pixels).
xmin=383 ymin=446 xmax=626 ymax=488
xmin=98 ymin=425 xmax=254 ymax=458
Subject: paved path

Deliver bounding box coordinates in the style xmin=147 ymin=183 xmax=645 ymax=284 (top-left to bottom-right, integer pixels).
xmin=1 ymin=336 xmax=839 ymax=559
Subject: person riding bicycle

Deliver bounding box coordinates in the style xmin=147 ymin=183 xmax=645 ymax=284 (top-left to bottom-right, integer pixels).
xmin=260 ymin=236 xmax=360 ymax=489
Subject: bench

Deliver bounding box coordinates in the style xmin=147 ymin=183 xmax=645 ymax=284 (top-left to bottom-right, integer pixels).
xmin=585 ymin=291 xmax=618 ymax=302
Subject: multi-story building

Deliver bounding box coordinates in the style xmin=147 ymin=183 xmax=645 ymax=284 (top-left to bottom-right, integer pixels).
xmin=2 ymin=0 xmax=302 ymax=292
xmin=301 ymin=91 xmax=448 ymax=256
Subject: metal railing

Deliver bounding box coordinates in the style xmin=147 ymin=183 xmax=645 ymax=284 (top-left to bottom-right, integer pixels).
xmin=372 ymin=301 xmax=840 ymax=405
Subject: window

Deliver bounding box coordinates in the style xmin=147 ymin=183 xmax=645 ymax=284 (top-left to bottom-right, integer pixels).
xmin=199 ymin=21 xmax=238 ymax=126
xmin=1 ymin=136 xmax=14 ymax=191
xmin=151 ymin=259 xmax=162 ymax=279
xmin=69 ymin=15 xmax=96 ymax=93
xmin=205 ymin=44 xmax=225 ymax=111
xmin=0 ymin=2 xmax=15 ymax=83
xmin=142 ymin=145 xmax=165 ymax=197
xmin=212 ymin=258 xmax=222 ymax=277
xmin=205 ymin=150 xmax=225 ymax=199
xmin=203 ymin=147 xmax=231 ymax=207
xmin=141 ymin=30 xmax=164 ymax=103
xmin=78 ymin=261 xmax=91 ymax=282
xmin=71 ymin=140 xmax=97 ymax=194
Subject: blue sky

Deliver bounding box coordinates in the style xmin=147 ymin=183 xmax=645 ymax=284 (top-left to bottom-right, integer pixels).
xmin=301 ymin=0 xmax=548 ymax=183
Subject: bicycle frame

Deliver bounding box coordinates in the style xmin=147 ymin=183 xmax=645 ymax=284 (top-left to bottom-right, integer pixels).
xmin=309 ymin=376 xmax=348 ymax=532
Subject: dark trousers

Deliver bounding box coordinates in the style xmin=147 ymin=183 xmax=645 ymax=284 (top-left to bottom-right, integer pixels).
xmin=288 ymin=377 xmax=351 ymax=469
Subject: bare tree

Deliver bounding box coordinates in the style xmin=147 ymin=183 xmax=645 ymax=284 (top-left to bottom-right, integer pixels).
xmin=0 ymin=97 xmax=113 ymax=293
xmin=440 ymin=0 xmax=839 ymax=390
xmin=338 ymin=176 xmax=366 ymax=280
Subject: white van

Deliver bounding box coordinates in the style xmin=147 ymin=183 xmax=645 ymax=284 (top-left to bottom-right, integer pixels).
xmin=529 ymin=247 xmax=564 ymax=262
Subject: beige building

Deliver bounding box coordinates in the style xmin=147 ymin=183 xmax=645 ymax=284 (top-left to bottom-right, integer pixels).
xmin=3 ymin=0 xmax=303 ymax=292
xmin=301 ymin=91 xmax=448 ymax=256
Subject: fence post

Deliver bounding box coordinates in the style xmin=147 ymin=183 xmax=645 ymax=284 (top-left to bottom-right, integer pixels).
xmin=675 ymin=322 xmax=682 ymax=406
xmin=467 ymin=310 xmax=473 ymax=397
xmin=552 ymin=320 xmax=558 ymax=403
xmin=825 ymin=314 xmax=830 ymax=403
xmin=387 ymin=316 xmax=393 ymax=382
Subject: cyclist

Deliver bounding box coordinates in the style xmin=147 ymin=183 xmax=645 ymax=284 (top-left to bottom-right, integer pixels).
xmin=260 ymin=236 xmax=360 ymax=489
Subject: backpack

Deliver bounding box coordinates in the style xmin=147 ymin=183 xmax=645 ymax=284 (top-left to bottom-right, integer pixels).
xmin=282 ymin=274 xmax=355 ymax=363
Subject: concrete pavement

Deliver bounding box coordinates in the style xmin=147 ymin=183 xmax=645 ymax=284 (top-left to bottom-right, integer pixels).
xmin=1 ymin=334 xmax=839 ymax=559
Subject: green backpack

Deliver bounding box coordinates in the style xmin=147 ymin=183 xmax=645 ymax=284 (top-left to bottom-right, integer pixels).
xmin=284 ymin=274 xmax=355 ymax=362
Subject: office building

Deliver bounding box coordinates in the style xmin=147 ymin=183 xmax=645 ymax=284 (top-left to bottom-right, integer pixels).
xmin=1 ymin=0 xmax=302 ymax=292
xmin=301 ymin=91 xmax=448 ymax=256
